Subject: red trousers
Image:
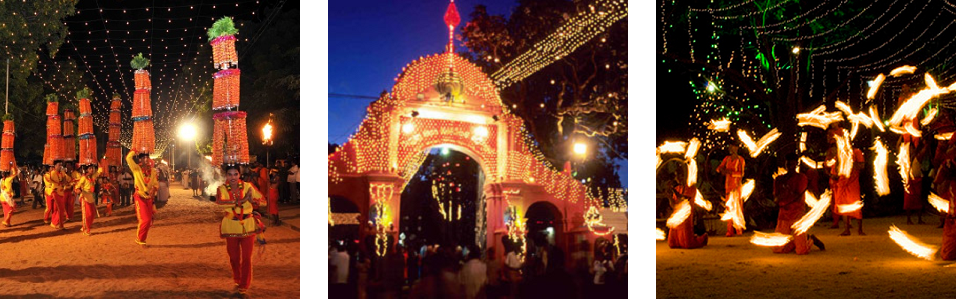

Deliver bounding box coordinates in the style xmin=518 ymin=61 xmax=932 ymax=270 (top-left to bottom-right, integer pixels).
xmin=81 ymin=200 xmax=95 ymax=233
xmin=49 ymin=193 xmax=66 ymax=228
xmin=66 ymin=194 xmax=76 ymax=220
xmin=43 ymin=193 xmax=56 ymax=223
xmin=134 ymin=194 xmax=154 ymax=242
xmin=2 ymin=201 xmax=14 ymax=225
xmin=227 ymin=235 xmax=256 ymax=289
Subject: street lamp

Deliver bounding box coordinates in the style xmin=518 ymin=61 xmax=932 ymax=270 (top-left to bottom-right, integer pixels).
xmin=262 ymin=114 xmax=274 ymax=167
xmin=573 ymin=142 xmax=587 ymax=156
xmin=179 ymin=122 xmax=197 ymax=169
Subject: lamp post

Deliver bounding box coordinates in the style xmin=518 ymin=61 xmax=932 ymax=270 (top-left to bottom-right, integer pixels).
xmin=262 ymin=114 xmax=274 ymax=167
xmin=179 ymin=122 xmax=197 ymax=170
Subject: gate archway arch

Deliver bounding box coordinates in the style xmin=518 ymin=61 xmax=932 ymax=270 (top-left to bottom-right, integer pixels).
xmin=328 ymin=1 xmax=600 ymax=259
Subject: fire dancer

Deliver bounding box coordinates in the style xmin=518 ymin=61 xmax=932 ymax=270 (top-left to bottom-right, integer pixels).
xmin=717 ymin=144 xmax=745 ymax=237
xmin=0 ymin=161 xmax=19 ymax=226
xmin=126 ymin=150 xmax=158 ymax=245
xmin=934 ymin=140 xmax=956 ymax=260
xmin=44 ymin=161 xmax=69 ymax=229
xmin=828 ymin=127 xmax=866 ymax=236
xmin=904 ymin=139 xmax=928 ymax=225
xmin=74 ymin=164 xmax=104 ymax=236
xmin=668 ymin=178 xmax=708 ymax=249
xmin=773 ymin=154 xmax=825 ymax=254
xmin=216 ymin=164 xmax=267 ymax=295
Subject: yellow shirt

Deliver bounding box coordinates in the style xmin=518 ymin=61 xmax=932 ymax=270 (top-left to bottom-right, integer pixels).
xmin=126 ymin=151 xmax=159 ymax=199
xmin=44 ymin=170 xmax=68 ymax=196
xmin=216 ymin=182 xmax=266 ymax=238
xmin=74 ymin=167 xmax=104 ymax=204
xmin=0 ymin=175 xmax=13 ymax=205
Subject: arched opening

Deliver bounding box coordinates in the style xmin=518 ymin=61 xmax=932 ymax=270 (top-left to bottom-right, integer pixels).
xmin=526 ymin=201 xmax=564 ymax=256
xmin=329 ymin=195 xmax=361 ymax=245
xmin=399 ymin=146 xmax=485 ymax=251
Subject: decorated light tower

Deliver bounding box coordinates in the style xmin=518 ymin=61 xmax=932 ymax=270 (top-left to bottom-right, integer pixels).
xmin=0 ymin=113 xmax=14 ymax=171
xmin=130 ymin=53 xmax=155 ymax=154
xmin=208 ymin=17 xmax=249 ymax=166
xmin=44 ymin=94 xmax=62 ymax=166
xmin=62 ymin=99 xmax=77 ymax=163
xmin=106 ymin=94 xmax=123 ymax=166
xmin=77 ymin=88 xmax=97 ymax=166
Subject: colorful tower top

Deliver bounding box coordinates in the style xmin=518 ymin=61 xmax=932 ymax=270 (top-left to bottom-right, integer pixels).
xmin=444 ymin=0 xmax=460 ymax=54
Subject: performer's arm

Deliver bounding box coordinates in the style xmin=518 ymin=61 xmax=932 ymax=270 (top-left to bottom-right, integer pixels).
xmin=126 ymin=150 xmax=141 ymax=173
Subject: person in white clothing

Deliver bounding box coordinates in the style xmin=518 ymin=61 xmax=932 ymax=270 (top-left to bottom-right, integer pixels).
xmin=459 ymin=245 xmax=487 ymax=299
xmin=329 ymin=242 xmax=350 ymax=296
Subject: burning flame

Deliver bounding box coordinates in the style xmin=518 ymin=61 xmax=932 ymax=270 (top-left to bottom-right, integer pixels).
xmin=897 ymin=142 xmax=912 ymax=189
xmin=936 ymin=132 xmax=954 ymax=140
xmin=921 ymin=107 xmax=938 ymax=126
xmin=262 ymin=121 xmax=274 ymax=143
xmin=929 ymin=193 xmax=949 ymax=214
xmin=926 ymin=73 xmax=941 ymax=92
xmin=889 ymin=65 xmax=916 ymax=77
xmin=708 ymin=118 xmax=731 ymax=132
xmin=869 ymin=105 xmax=885 ymax=132
xmin=750 ymin=231 xmax=793 ymax=247
xmin=889 ymin=88 xmax=948 ymax=130
xmin=834 ymin=130 xmax=854 ymax=178
xmin=659 ymin=141 xmax=688 ymax=154
xmin=666 ymin=200 xmax=692 ymax=228
xmin=836 ymin=101 xmax=854 ymax=116
xmin=804 ymin=191 xmax=820 ymax=208
xmin=798 ymin=105 xmax=844 ymax=129
xmin=685 ymin=138 xmax=701 ymax=160
xmin=656 ymin=228 xmax=666 ymax=240
xmin=799 ymin=132 xmax=807 ymax=152
xmin=905 ymin=125 xmax=922 ymax=138
xmin=873 ymin=138 xmax=891 ymax=196
xmin=801 ymin=156 xmax=822 ymax=169
xmin=720 ymin=179 xmax=755 ymax=231
xmin=866 ymin=73 xmax=885 ymax=100
xmin=792 ymin=189 xmax=832 ymax=235
xmin=687 ymin=158 xmax=698 ymax=187
xmin=837 ymin=201 xmax=864 ymax=214
xmin=737 ymin=128 xmax=781 ymax=158
xmin=772 ymin=167 xmax=788 ymax=179
xmin=694 ymin=191 xmax=713 ymax=211
xmin=888 ymin=225 xmax=938 ymax=260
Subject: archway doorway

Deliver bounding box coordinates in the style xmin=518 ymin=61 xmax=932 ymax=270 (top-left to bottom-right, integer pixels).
xmin=526 ymin=201 xmax=564 ymax=256
xmin=399 ymin=146 xmax=485 ymax=251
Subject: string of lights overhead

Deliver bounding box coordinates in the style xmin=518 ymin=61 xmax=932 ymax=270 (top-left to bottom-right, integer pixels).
xmin=36 ymin=0 xmax=276 ymax=156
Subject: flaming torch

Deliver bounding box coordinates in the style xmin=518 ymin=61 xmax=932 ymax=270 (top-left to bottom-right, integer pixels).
xmin=750 ymin=231 xmax=793 ymax=247
xmin=666 ymin=200 xmax=692 ymax=228
xmin=866 ymin=73 xmax=885 ymax=100
xmin=656 ymin=228 xmax=666 ymax=240
xmin=929 ymin=193 xmax=950 ymax=214
xmin=873 ymin=138 xmax=891 ymax=196
xmin=888 ymin=225 xmax=938 ymax=260
xmin=792 ymin=189 xmax=832 ymax=235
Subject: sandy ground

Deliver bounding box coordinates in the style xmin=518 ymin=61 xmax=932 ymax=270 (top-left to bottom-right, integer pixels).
xmin=0 ymin=182 xmax=299 ymax=298
xmin=657 ymin=215 xmax=956 ymax=298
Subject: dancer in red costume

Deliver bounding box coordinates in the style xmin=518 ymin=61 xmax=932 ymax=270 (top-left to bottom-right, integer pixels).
xmin=267 ymin=170 xmax=280 ymax=225
xmin=773 ymin=154 xmax=825 ymax=254
xmin=667 ymin=179 xmax=708 ymax=249
xmin=126 ymin=150 xmax=158 ymax=245
xmin=717 ymin=145 xmax=745 ymax=236
xmin=98 ymin=177 xmax=116 ymax=217
xmin=74 ymin=164 xmax=103 ymax=236
xmin=44 ymin=161 xmax=68 ymax=229
xmin=217 ymin=164 xmax=267 ymax=295
xmin=0 ymin=161 xmax=19 ymax=226
xmin=935 ymin=139 xmax=956 ymax=260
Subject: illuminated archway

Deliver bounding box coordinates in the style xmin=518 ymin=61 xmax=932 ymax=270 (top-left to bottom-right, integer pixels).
xmin=328 ymin=2 xmax=599 ymax=259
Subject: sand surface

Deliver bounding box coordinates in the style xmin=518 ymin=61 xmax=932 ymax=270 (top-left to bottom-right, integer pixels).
xmin=657 ymin=215 xmax=956 ymax=298
xmin=0 ymin=182 xmax=299 ymax=298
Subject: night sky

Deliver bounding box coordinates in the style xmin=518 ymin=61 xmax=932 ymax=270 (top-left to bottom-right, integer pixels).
xmin=329 ymin=0 xmax=628 ymax=188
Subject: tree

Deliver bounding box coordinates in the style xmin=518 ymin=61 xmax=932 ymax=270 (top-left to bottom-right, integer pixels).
xmin=0 ymin=1 xmax=77 ymax=161
xmin=461 ymin=0 xmax=627 ymax=197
